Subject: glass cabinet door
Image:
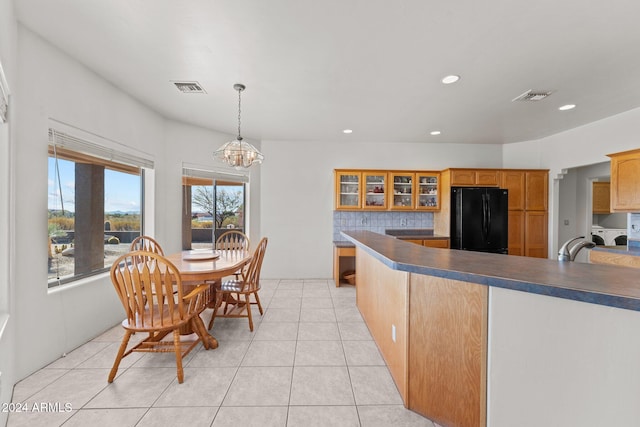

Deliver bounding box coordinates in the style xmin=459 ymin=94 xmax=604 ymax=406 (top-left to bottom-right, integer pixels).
xmin=416 ymin=172 xmax=440 ymax=210
xmin=390 ymin=172 xmax=415 ymax=210
xmin=363 ymin=172 xmax=387 ymax=209
xmin=335 ymin=171 xmax=362 ymax=209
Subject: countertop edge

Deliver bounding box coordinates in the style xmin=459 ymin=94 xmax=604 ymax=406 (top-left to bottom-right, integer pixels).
xmin=342 ymin=230 xmax=640 ymax=312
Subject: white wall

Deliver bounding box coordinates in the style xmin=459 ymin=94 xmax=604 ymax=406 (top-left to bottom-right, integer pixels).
xmin=12 ymin=26 xmax=168 ymax=380
xmin=259 ymin=140 xmax=503 ymax=279
xmin=0 ymin=0 xmax=17 ymax=424
xmin=504 ymin=108 xmax=640 ymax=257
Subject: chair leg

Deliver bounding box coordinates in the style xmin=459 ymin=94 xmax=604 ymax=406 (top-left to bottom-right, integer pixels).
xmin=208 ymin=291 xmax=225 ymax=330
xmin=108 ymin=329 xmax=132 ymax=383
xmin=173 ymin=329 xmax=184 ymax=384
xmin=253 ymin=291 xmax=264 ymax=315
xmin=245 ymin=293 xmax=254 ymax=331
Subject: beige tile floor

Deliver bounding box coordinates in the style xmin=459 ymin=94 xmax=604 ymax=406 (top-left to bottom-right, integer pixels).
xmin=8 ymin=279 xmax=438 ymax=427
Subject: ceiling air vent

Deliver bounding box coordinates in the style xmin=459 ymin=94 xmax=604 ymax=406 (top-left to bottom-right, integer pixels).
xmin=512 ymin=89 xmax=553 ymax=102
xmin=172 ymin=81 xmax=206 ymax=94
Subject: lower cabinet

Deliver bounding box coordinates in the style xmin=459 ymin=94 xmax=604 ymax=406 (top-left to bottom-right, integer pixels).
xmin=356 ymin=247 xmax=487 ymax=427
xmin=404 ymin=238 xmax=450 ymax=248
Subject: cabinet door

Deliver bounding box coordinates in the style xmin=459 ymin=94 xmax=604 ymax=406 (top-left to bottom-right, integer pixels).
xmin=450 ymin=169 xmax=476 ymax=186
xmin=592 ymin=182 xmax=611 ymax=214
xmin=363 ymin=172 xmax=388 ymax=209
xmin=476 ymin=170 xmax=499 ymax=186
xmin=390 ymin=172 xmax=415 ymax=210
xmin=335 ymin=171 xmax=362 ymax=210
xmin=507 ymin=211 xmax=525 ymax=256
xmin=525 ymin=211 xmax=548 ymax=258
xmin=500 ymin=170 xmax=525 ymax=211
xmin=423 ymin=239 xmax=450 ymax=248
xmin=609 ymin=149 xmax=640 ymax=212
xmin=416 ymin=172 xmax=440 ymax=210
xmin=525 ymin=171 xmax=548 ymax=211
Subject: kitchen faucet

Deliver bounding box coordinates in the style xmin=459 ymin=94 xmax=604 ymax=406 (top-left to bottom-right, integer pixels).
xmin=558 ymin=236 xmax=596 ymax=261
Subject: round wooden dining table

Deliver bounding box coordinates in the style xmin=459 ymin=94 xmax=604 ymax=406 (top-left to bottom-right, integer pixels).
xmin=165 ymin=248 xmax=253 ymax=349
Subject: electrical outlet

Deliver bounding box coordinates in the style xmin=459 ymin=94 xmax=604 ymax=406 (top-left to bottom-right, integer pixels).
xmin=391 ymin=324 xmax=396 ymax=342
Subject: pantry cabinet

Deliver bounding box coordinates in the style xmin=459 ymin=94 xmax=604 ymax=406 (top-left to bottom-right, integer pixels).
xmin=592 ymin=182 xmax=611 ymax=214
xmin=608 ymin=148 xmax=640 ymax=212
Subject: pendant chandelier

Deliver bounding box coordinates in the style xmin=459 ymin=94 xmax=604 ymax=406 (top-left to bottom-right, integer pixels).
xmin=213 ymin=83 xmax=264 ymax=169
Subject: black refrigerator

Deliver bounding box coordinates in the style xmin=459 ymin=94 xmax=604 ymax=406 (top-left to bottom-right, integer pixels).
xmin=450 ymin=187 xmax=509 ymax=254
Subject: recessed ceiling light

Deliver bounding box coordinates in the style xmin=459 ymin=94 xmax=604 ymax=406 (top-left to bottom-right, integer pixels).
xmin=430 ymin=131 xmax=441 ymax=136
xmin=343 ymin=129 xmax=353 ymax=134
xmin=558 ymin=104 xmax=576 ymax=111
xmin=441 ymin=75 xmax=460 ymax=84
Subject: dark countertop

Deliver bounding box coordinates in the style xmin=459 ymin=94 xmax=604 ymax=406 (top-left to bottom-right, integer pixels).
xmin=342 ymin=230 xmax=640 ymax=312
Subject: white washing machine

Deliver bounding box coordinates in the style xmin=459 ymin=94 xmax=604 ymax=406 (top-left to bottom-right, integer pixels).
xmin=593 ymin=227 xmax=627 ymax=245
xmin=603 ymin=228 xmax=627 ymax=246
xmin=591 ymin=226 xmax=606 ymax=245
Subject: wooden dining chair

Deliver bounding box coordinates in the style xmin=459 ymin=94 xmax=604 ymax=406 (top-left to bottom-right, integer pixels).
xmin=208 ymin=237 xmax=268 ymax=331
xmin=130 ymin=235 xmax=165 ymax=255
xmin=108 ymin=250 xmax=211 ymax=384
xmin=215 ymin=230 xmax=249 ymax=252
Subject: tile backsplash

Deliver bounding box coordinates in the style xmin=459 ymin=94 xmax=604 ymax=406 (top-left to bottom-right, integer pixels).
xmin=333 ymin=211 xmax=434 ymax=241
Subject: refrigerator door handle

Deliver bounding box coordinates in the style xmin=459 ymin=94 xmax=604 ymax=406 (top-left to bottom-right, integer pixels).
xmin=481 ymin=193 xmax=488 ymax=240
xmin=486 ymin=193 xmax=491 ymax=238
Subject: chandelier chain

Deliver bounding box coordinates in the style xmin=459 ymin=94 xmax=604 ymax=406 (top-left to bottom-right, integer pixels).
xmin=237 ymin=87 xmax=242 ymax=141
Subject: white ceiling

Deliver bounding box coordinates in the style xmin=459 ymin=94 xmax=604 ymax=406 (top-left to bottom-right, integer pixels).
xmin=14 ymin=0 xmax=640 ymax=144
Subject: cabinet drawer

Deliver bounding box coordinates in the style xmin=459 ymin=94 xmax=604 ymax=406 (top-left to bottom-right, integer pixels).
xmin=423 ymin=239 xmax=449 ymax=248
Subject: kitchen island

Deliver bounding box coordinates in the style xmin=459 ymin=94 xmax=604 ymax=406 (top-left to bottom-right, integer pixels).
xmin=343 ymin=230 xmax=640 ymax=427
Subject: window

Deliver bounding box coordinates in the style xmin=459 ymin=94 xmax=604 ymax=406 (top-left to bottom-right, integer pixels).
xmin=47 ymin=128 xmax=152 ymax=287
xmin=182 ymin=166 xmax=247 ymax=250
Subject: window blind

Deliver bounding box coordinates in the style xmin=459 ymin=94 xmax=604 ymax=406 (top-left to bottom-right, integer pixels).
xmin=182 ymin=165 xmax=249 ymax=184
xmin=48 ymin=128 xmax=154 ymax=169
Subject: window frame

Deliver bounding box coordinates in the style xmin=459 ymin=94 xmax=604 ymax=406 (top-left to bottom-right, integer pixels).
xmin=47 ymin=127 xmax=153 ymax=288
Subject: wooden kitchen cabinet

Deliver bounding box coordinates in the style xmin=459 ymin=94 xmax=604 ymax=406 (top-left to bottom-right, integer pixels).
xmin=362 ymin=171 xmax=388 ymax=210
xmin=416 ymin=172 xmax=440 ymax=211
xmin=525 ymin=170 xmax=548 ymax=211
xmin=525 ymin=211 xmax=548 ymax=258
xmin=608 ymin=148 xmax=640 ymax=212
xmin=500 ymin=170 xmax=526 ymax=210
xmin=404 ymin=238 xmax=450 ymax=248
xmin=592 ymin=181 xmax=611 ymax=214
xmin=335 ymin=169 xmax=439 ymax=211
xmin=335 ymin=170 xmax=362 ymax=210
xmin=507 ymin=210 xmax=525 ymax=256
xmin=390 ymin=172 xmax=416 ymax=210
xmin=449 ymin=168 xmax=500 ymax=186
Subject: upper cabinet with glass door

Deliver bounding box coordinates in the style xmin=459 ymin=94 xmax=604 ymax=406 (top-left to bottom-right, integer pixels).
xmin=416 ymin=172 xmax=439 ymax=210
xmin=335 ymin=170 xmax=362 ymax=210
xmin=334 ymin=169 xmax=440 ymax=211
xmin=363 ymin=171 xmax=388 ymax=210
xmin=390 ymin=172 xmax=415 ymax=210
